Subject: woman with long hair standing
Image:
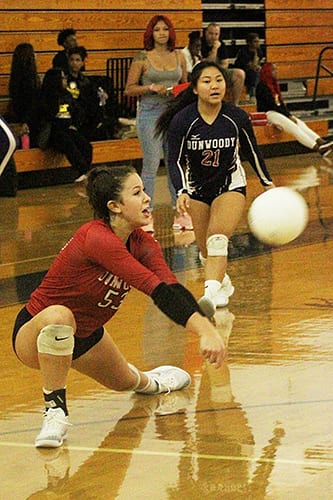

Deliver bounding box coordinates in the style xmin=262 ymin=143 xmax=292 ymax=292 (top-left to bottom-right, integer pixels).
xmin=125 ymin=15 xmax=188 ymax=231
xmin=156 ymin=61 xmax=274 ymax=316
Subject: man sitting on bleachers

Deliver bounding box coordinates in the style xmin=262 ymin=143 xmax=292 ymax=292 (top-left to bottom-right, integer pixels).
xmin=66 ymin=46 xmax=119 ymax=140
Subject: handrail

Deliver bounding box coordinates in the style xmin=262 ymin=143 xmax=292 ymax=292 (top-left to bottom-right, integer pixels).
xmin=312 ymin=46 xmax=333 ymax=114
xmin=106 ymin=57 xmax=137 ymax=118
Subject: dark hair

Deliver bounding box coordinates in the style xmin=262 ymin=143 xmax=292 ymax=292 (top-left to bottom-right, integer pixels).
xmin=156 ymin=60 xmax=225 ymax=137
xmin=41 ymin=68 xmax=64 ymax=96
xmin=246 ymin=32 xmax=260 ymax=44
xmin=143 ymin=15 xmax=176 ymax=51
xmin=57 ymin=28 xmax=76 ymax=46
xmin=9 ymin=43 xmax=40 ymax=101
xmin=188 ymin=30 xmax=201 ymax=43
xmin=40 ymin=68 xmax=68 ymax=118
xmin=68 ymin=45 xmax=88 ymax=61
xmin=86 ymin=165 xmax=137 ymax=223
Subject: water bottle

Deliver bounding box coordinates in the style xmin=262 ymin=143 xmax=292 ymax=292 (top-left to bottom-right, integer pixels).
xmin=21 ymin=133 xmax=30 ymax=149
xmin=98 ymin=87 xmax=106 ymax=107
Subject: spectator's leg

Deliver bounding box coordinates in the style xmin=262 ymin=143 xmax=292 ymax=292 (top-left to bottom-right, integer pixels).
xmin=230 ymin=68 xmax=246 ymax=105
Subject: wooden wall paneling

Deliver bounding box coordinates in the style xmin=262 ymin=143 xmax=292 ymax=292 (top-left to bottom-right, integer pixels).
xmin=267 ymin=46 xmax=333 ymax=64
xmin=0 ymin=99 xmax=9 ymax=115
xmin=265 ymin=11 xmax=333 ymax=28
xmin=264 ymin=0 xmax=333 ymax=98
xmin=0 ymin=4 xmax=201 ymax=101
xmin=0 ymin=30 xmax=193 ymax=57
xmin=265 ymin=27 xmax=333 ymax=46
xmin=0 ymin=11 xmax=202 ymax=32
xmin=0 ymin=53 xmax=115 ymax=76
xmin=6 ymin=0 xmax=201 ymax=10
xmin=272 ymin=62 xmax=327 ymax=81
xmin=0 ymin=77 xmax=8 ymax=95
xmin=265 ymin=0 xmax=333 ymax=9
xmin=0 ymin=27 xmax=194 ymax=85
xmin=306 ymin=79 xmax=333 ymax=97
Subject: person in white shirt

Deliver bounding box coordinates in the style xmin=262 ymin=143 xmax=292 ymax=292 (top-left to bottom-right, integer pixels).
xmin=182 ymin=31 xmax=202 ymax=80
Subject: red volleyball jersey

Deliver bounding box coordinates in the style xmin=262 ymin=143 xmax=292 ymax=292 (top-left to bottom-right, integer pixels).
xmin=27 ymin=220 xmax=178 ymax=337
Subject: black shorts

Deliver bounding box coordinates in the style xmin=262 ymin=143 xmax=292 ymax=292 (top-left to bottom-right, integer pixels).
xmin=190 ymin=185 xmax=246 ymax=206
xmin=12 ymin=306 xmax=104 ymax=360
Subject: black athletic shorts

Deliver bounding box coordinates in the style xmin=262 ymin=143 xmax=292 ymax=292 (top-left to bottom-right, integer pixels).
xmin=190 ymin=185 xmax=246 ymax=206
xmin=12 ymin=306 xmax=104 ymax=360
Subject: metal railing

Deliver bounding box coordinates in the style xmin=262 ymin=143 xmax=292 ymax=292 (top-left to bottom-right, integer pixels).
xmin=312 ymin=46 xmax=333 ymax=114
xmin=106 ymin=57 xmax=137 ymax=118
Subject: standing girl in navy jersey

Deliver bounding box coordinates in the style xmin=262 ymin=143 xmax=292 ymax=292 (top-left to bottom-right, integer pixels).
xmin=12 ymin=165 xmax=225 ymax=449
xmin=156 ymin=61 xmax=274 ymax=316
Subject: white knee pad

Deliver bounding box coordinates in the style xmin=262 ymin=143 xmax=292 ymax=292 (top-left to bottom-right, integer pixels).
xmin=206 ymin=234 xmax=229 ymax=257
xmin=37 ymin=324 xmax=74 ymax=356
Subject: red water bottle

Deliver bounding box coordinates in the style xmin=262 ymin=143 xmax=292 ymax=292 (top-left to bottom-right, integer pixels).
xmin=21 ymin=133 xmax=30 ymax=149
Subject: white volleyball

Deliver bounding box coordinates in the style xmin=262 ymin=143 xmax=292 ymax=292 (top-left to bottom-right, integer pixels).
xmin=247 ymin=187 xmax=309 ymax=246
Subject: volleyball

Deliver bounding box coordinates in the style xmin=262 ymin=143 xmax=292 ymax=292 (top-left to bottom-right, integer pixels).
xmin=247 ymin=187 xmax=309 ymax=246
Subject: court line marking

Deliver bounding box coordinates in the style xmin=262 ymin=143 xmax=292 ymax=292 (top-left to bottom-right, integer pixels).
xmin=1 ymin=398 xmax=333 ymax=438
xmin=0 ymin=441 xmax=333 ymax=468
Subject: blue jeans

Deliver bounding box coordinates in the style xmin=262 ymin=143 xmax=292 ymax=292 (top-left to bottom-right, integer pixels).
xmin=137 ymin=100 xmax=176 ymax=208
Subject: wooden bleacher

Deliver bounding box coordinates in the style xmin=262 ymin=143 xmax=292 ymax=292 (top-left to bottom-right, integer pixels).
xmin=13 ymin=116 xmax=328 ymax=175
xmin=14 ymin=138 xmax=142 ymax=173
xmin=1 ymin=1 xmax=332 ymax=183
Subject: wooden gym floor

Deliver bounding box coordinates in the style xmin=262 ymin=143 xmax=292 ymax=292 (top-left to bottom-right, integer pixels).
xmin=1 ymin=152 xmax=333 ymax=499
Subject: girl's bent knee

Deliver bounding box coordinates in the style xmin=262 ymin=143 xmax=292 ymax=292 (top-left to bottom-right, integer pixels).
xmin=41 ymin=305 xmax=76 ymax=330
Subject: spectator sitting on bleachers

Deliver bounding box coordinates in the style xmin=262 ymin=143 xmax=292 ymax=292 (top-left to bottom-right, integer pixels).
xmin=256 ymin=62 xmax=333 ymax=157
xmin=40 ymin=68 xmax=92 ymax=182
xmin=182 ymin=31 xmax=202 ymax=80
xmin=201 ymin=23 xmax=245 ymax=105
xmin=8 ymin=43 xmax=41 ymax=147
xmin=66 ymin=46 xmax=116 ymax=140
xmin=234 ymin=32 xmax=265 ymax=102
xmin=52 ymin=28 xmax=82 ymax=74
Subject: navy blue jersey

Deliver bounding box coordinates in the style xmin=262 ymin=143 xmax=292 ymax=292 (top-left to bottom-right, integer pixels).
xmin=167 ymin=101 xmax=273 ymax=198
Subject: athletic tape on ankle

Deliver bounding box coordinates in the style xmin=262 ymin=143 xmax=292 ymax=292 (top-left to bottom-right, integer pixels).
xmin=206 ymin=234 xmax=228 ymax=256
xmin=37 ymin=324 xmax=74 ymax=356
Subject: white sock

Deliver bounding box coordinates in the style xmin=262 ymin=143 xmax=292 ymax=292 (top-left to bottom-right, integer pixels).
xmin=136 ymin=376 xmax=159 ymax=394
xmin=128 ymin=363 xmax=158 ymax=393
xmin=205 ymin=279 xmax=221 ymax=297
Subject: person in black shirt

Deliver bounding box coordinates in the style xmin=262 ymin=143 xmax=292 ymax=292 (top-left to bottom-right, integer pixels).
xmin=52 ymin=28 xmax=80 ymax=74
xmin=234 ymin=32 xmax=265 ymax=101
xmin=66 ymin=46 xmax=117 ymax=140
xmin=201 ymin=23 xmax=245 ymax=105
xmin=40 ymin=68 xmax=92 ymax=181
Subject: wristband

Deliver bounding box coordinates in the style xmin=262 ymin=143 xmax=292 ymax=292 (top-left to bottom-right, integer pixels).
xmin=151 ymin=282 xmax=201 ymax=326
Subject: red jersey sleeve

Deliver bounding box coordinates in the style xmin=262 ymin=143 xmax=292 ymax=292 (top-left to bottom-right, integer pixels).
xmin=84 ymin=221 xmax=177 ymax=295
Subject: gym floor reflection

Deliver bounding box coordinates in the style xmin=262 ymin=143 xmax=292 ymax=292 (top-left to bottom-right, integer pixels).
xmin=1 ymin=152 xmax=333 ymax=499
